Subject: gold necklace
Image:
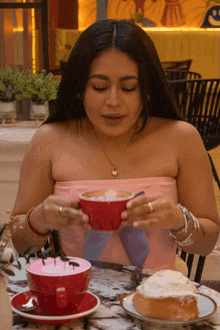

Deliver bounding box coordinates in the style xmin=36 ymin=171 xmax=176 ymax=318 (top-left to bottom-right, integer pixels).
xmin=93 ymin=129 xmax=133 ymax=177
xmin=99 ymin=147 xmax=119 ymax=177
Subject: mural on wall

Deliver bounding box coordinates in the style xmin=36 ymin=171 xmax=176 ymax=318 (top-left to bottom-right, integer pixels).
xmin=79 ymin=0 xmax=220 ymax=29
xmin=184 ymin=0 xmax=220 ymax=28
xmin=201 ymin=4 xmax=220 ymax=27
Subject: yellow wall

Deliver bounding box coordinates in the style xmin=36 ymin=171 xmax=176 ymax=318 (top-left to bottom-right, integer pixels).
xmin=55 ymin=28 xmax=220 ymax=79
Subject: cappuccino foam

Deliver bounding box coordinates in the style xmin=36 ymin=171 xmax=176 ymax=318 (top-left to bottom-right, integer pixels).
xmin=27 ymin=257 xmax=90 ymax=276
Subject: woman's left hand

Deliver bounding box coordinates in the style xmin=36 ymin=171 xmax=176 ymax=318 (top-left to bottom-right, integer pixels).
xmin=120 ymin=194 xmax=185 ymax=231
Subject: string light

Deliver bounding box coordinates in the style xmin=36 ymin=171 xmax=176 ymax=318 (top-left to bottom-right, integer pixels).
xmin=13 ymin=27 xmax=24 ymax=32
xmin=31 ymin=7 xmax=36 ymax=73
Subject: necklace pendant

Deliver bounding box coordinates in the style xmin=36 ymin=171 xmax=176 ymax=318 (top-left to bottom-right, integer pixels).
xmin=112 ymin=166 xmax=118 ymax=177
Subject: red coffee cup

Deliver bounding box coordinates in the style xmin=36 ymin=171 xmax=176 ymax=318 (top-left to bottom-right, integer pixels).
xmin=26 ymin=257 xmax=91 ymax=315
xmin=79 ymin=190 xmax=134 ymax=231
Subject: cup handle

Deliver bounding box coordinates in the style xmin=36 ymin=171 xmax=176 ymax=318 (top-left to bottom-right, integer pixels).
xmin=55 ymin=285 xmax=67 ymax=308
xmin=134 ymin=191 xmax=145 ymax=198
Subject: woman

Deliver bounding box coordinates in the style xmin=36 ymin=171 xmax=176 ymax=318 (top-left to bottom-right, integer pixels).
xmin=11 ymin=19 xmax=219 ymax=272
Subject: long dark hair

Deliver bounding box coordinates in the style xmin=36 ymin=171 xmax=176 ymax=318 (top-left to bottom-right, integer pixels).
xmin=43 ymin=19 xmax=182 ymax=129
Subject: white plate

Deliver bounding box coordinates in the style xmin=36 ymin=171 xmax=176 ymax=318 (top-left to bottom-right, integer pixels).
xmin=120 ymin=292 xmax=217 ymax=325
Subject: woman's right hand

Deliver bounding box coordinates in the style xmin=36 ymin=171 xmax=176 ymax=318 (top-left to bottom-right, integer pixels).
xmin=29 ymin=195 xmax=90 ymax=233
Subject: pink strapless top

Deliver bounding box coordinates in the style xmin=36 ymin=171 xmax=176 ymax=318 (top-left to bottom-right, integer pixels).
xmin=54 ymin=177 xmax=178 ymax=271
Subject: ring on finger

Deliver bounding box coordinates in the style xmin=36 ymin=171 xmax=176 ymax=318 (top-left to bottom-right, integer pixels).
xmin=59 ymin=206 xmax=63 ymax=217
xmin=148 ymin=202 xmax=154 ymax=213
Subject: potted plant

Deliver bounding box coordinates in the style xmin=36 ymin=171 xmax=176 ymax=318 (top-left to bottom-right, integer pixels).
xmin=0 ymin=65 xmax=24 ymax=124
xmin=21 ymin=69 xmax=59 ymax=124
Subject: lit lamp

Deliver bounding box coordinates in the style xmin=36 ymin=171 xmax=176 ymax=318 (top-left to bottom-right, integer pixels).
xmin=13 ymin=26 xmax=24 ymax=68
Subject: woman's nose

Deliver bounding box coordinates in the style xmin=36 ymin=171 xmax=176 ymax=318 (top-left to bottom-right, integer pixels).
xmin=106 ymin=88 xmax=120 ymax=106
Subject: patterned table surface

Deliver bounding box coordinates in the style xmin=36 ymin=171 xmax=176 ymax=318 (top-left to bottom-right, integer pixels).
xmin=8 ymin=260 xmax=220 ymax=330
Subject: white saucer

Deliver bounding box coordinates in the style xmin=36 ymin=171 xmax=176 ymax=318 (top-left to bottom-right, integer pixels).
xmin=11 ymin=290 xmax=100 ymax=325
xmin=120 ymin=292 xmax=217 ymax=325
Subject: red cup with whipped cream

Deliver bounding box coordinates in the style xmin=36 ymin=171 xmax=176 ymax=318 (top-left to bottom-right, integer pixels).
xmin=79 ymin=189 xmax=134 ymax=231
xmin=26 ymin=257 xmax=91 ymax=315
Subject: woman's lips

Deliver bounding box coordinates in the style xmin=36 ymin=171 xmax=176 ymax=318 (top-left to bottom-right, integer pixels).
xmin=102 ymin=115 xmax=126 ymax=125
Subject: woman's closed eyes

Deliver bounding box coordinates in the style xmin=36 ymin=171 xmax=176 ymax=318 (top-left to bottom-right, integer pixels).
xmin=92 ymin=86 xmax=138 ymax=92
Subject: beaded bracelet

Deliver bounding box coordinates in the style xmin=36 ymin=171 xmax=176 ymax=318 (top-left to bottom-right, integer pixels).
xmin=169 ymin=204 xmax=200 ymax=247
xmin=26 ymin=207 xmax=51 ymax=237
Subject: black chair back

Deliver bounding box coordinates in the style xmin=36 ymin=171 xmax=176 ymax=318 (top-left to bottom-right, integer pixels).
xmin=176 ymin=248 xmax=206 ymax=283
xmin=169 ymin=78 xmax=220 ymax=151
xmin=169 ymin=78 xmax=220 ymax=188
xmin=161 ymin=59 xmax=192 ymax=71
xmin=165 ymin=69 xmax=201 ymax=81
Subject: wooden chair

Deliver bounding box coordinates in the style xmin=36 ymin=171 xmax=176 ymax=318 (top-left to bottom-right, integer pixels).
xmin=165 ymin=69 xmax=201 ymax=81
xmin=161 ymin=59 xmax=192 ymax=71
xmin=169 ymin=78 xmax=220 ymax=189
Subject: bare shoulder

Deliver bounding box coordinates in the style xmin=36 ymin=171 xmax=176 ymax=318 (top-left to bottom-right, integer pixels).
xmin=168 ymin=119 xmax=200 ymax=137
xmin=150 ymin=117 xmax=196 ymax=132
xmin=150 ymin=117 xmax=203 ymax=144
xmin=147 ymin=117 xmax=207 ymax=162
xmin=167 ymin=119 xmax=205 ymax=150
xmin=22 ymin=122 xmax=70 ymax=165
xmin=30 ymin=121 xmax=79 ymax=149
xmin=31 ymin=122 xmax=65 ymax=144
xmin=152 ymin=118 xmax=210 ymax=170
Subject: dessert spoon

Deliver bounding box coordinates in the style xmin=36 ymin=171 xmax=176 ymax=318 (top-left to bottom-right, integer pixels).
xmin=16 ymin=296 xmax=37 ymax=313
